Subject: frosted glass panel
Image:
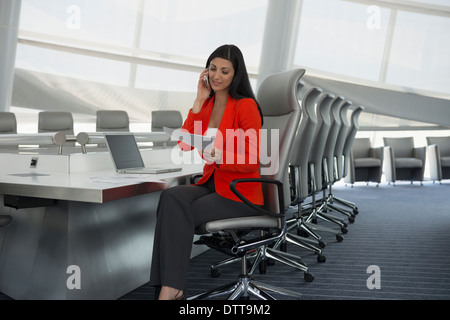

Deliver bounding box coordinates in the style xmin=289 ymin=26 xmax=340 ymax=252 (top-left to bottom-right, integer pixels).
xmin=135 ymin=65 xmax=198 ymax=92
xmin=385 ymin=12 xmax=450 ymax=94
xmin=140 ymin=0 xmax=267 ymax=68
xmin=15 ymin=44 xmax=130 ymax=86
xmin=19 ymin=0 xmax=140 ymax=47
xmin=295 ymin=0 xmax=390 ymax=81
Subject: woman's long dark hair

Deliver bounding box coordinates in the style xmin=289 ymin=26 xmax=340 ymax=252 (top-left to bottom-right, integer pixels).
xmin=206 ymin=44 xmax=263 ymax=125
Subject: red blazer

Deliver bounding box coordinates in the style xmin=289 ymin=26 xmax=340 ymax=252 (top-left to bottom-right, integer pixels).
xmin=179 ymin=95 xmax=263 ymax=205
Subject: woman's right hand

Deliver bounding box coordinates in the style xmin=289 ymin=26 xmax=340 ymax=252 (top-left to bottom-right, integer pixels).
xmin=192 ymin=68 xmax=211 ymax=113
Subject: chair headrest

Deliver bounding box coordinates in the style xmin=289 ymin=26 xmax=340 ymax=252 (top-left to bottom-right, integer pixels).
xmin=257 ymin=69 xmax=305 ymax=117
xmin=151 ymin=110 xmax=183 ymax=129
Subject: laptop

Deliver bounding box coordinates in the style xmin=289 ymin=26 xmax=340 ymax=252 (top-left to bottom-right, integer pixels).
xmin=104 ymin=133 xmax=182 ymax=174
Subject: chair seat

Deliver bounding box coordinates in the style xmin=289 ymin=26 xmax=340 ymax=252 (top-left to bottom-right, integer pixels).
xmin=395 ymin=158 xmax=423 ymax=168
xmin=196 ymin=216 xmax=280 ymax=235
xmin=354 ymin=158 xmax=381 ymax=168
xmin=441 ymin=156 xmax=450 ymax=167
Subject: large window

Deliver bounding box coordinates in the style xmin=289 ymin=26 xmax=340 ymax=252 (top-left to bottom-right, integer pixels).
xmin=140 ymin=0 xmax=267 ymax=70
xmin=294 ymin=0 xmax=450 ymax=96
xmin=13 ymin=0 xmax=268 ymax=126
xmin=295 ymin=0 xmax=391 ymax=82
xmin=385 ymin=11 xmax=450 ymax=94
xmin=19 ymin=0 xmax=140 ymax=47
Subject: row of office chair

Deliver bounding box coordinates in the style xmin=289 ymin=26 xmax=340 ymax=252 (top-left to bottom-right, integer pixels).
xmin=189 ymin=69 xmax=447 ymax=300
xmin=0 ymin=110 xmax=183 ymax=148
xmin=190 ymin=68 xmax=365 ymax=300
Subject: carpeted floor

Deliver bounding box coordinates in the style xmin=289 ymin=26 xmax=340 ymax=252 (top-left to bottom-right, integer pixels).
xmin=122 ymin=180 xmax=450 ymax=300
xmin=1 ymin=180 xmax=450 ymax=300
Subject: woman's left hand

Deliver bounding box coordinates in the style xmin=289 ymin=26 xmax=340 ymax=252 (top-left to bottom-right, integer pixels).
xmin=202 ymin=147 xmax=222 ymax=165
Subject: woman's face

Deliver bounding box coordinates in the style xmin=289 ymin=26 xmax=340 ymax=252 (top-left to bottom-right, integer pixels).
xmin=208 ymin=57 xmax=235 ymax=93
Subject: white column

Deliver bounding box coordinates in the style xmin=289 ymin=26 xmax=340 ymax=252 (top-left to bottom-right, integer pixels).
xmin=0 ymin=0 xmax=22 ymax=112
xmin=257 ymin=0 xmax=303 ymax=90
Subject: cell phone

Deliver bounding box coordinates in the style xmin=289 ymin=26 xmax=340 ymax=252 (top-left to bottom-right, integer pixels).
xmin=203 ymin=74 xmax=209 ymax=87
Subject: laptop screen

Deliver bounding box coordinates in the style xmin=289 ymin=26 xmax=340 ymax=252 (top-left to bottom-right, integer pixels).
xmin=105 ymin=134 xmax=145 ymax=170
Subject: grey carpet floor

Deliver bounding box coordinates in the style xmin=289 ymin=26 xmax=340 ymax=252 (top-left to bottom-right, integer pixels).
xmin=123 ymin=180 xmax=450 ymax=300
xmin=1 ymin=180 xmax=449 ymax=300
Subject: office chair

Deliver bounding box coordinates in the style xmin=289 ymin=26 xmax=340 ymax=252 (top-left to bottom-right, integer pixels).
xmin=0 ymin=112 xmax=17 ymax=150
xmin=312 ymin=99 xmax=352 ymax=228
xmin=200 ymin=81 xmax=320 ymax=280
xmin=342 ymin=106 xmax=364 ymax=180
xmin=345 ymin=137 xmax=383 ymax=186
xmin=334 ymin=101 xmax=352 ymax=183
xmin=96 ymin=110 xmax=130 ymax=132
xmin=329 ymin=106 xmax=364 ymax=213
xmin=96 ymin=110 xmax=130 ymax=147
xmin=309 ymin=93 xmax=335 ymax=202
xmin=426 ymin=136 xmax=450 ymax=183
xmin=190 ymin=68 xmax=310 ymax=300
xmin=38 ymin=111 xmax=75 ymax=147
xmin=383 ymin=137 xmax=426 ymax=185
xmin=151 ymin=110 xmax=183 ymax=147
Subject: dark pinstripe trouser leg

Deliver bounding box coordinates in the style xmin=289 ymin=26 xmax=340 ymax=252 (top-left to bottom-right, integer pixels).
xmin=149 ymin=179 xmax=261 ymax=291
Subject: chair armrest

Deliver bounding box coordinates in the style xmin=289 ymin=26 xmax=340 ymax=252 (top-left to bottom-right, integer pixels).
xmin=288 ymin=164 xmax=301 ymax=205
xmin=230 ymin=178 xmax=285 ymax=218
xmin=370 ymin=147 xmax=384 ymax=161
xmin=190 ymin=174 xmax=203 ymax=184
xmin=427 ymin=144 xmax=442 ymax=181
xmin=344 ymin=151 xmax=355 ymax=184
xmin=414 ymin=146 xmax=426 ymax=162
xmin=383 ymin=146 xmax=395 ymax=182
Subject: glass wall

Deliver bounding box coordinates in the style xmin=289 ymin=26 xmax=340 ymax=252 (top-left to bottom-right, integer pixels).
xmin=13 ymin=0 xmax=268 ymax=132
xmin=294 ymin=0 xmax=450 ymax=96
xmin=11 ymin=0 xmax=450 ymax=136
xmin=295 ymin=0 xmax=391 ymax=82
xmin=293 ymin=0 xmax=450 ymax=151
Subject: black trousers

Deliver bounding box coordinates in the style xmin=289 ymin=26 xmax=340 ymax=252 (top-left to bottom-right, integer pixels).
xmin=149 ymin=176 xmax=261 ymax=291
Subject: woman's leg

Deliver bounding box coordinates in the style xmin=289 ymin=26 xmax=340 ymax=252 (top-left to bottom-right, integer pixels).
xmin=149 ymin=184 xmax=212 ymax=298
xmin=150 ymin=181 xmax=261 ymax=299
xmin=191 ymin=192 xmax=262 ymax=226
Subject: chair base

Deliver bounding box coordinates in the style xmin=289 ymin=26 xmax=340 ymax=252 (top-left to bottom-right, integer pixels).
xmin=188 ymin=274 xmax=302 ymax=300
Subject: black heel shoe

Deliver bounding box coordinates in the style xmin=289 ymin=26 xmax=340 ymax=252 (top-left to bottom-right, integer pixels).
xmin=172 ymin=290 xmax=185 ymax=300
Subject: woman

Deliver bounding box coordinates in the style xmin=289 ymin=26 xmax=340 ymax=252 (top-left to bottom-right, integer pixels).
xmin=150 ymin=44 xmax=264 ymax=300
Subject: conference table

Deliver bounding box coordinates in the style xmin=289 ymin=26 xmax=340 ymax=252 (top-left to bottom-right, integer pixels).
xmin=0 ymin=144 xmax=204 ymax=300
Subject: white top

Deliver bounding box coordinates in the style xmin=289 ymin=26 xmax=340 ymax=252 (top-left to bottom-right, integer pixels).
xmin=205 ymin=127 xmax=218 ymax=138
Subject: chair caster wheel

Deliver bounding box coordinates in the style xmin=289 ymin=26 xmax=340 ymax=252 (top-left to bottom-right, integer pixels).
xmin=336 ymin=234 xmax=344 ymax=242
xmin=318 ymin=240 xmax=326 ymax=248
xmin=353 ymin=208 xmax=359 ymax=215
xmin=317 ymin=254 xmax=326 ymax=263
xmin=348 ymin=217 xmax=355 ymax=223
xmin=341 ymin=227 xmax=348 ymax=234
xmin=304 ymin=272 xmax=314 ymax=282
xmin=210 ymin=268 xmax=221 ymax=278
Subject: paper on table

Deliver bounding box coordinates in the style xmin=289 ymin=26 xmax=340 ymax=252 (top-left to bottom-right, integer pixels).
xmin=163 ymin=127 xmax=215 ymax=150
